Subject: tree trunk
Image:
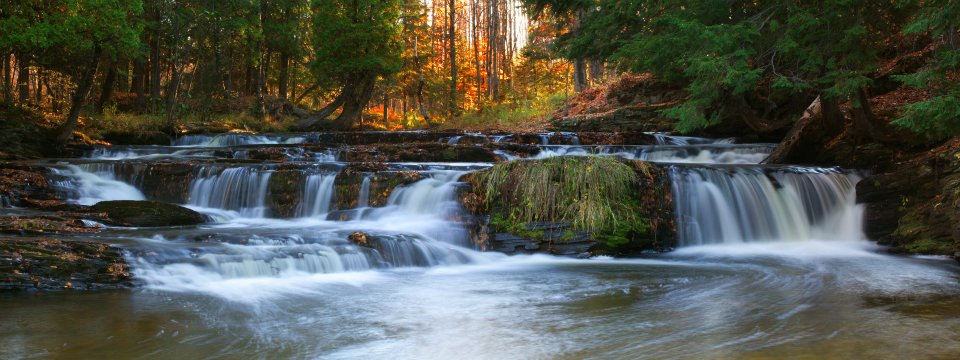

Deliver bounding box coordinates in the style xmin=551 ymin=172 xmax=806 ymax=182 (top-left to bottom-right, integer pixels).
xmin=293 ymin=85 xmax=350 ymax=130
xmin=472 ymin=0 xmax=482 ymax=109
xmin=851 ymin=87 xmax=892 ymax=142
xmin=449 ymin=0 xmax=457 ymax=119
xmin=573 ymin=58 xmax=587 ymax=92
xmin=17 ymin=56 xmax=29 ymax=104
xmin=165 ymin=65 xmax=182 ymax=130
xmin=383 ymin=92 xmax=389 ymax=129
xmin=44 ymin=77 xmax=61 ymax=113
xmin=278 ymin=52 xmax=290 ymax=100
xmin=335 ymin=73 xmax=377 ymax=126
xmin=97 ymin=59 xmax=118 ymax=112
xmin=2 ymin=53 xmax=11 ymax=101
xmin=57 ymin=45 xmax=102 ymax=142
xmin=295 ymin=82 xmax=319 ymax=104
xmin=150 ymin=16 xmax=162 ymax=111
xmin=133 ymin=59 xmax=146 ymax=108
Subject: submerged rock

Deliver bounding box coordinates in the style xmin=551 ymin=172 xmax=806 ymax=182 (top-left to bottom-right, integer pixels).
xmin=91 ymin=200 xmax=206 ymax=227
xmin=0 ymin=238 xmax=132 ymax=291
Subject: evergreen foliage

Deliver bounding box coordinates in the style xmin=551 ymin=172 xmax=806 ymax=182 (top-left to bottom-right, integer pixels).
xmin=893 ymin=0 xmax=960 ymax=139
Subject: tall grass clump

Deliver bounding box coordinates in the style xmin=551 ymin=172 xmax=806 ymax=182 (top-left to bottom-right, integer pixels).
xmin=472 ymin=156 xmax=646 ymax=246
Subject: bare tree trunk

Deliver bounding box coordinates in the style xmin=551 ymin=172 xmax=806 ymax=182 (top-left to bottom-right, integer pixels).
xmin=487 ymin=0 xmax=499 ymax=100
xmin=472 ymin=0 xmax=482 ymax=108
xmin=278 ymin=52 xmax=290 ymax=100
xmin=17 ymin=55 xmax=29 ymax=104
xmin=150 ymin=12 xmax=162 ymax=112
xmin=97 ymin=59 xmax=118 ymax=112
xmin=413 ymin=34 xmax=433 ymax=126
xmin=383 ymin=92 xmax=389 ymax=129
xmin=165 ymin=66 xmax=182 ymax=129
xmin=133 ymin=59 xmax=146 ymax=108
xmin=573 ymin=58 xmax=587 ymax=92
xmin=449 ymin=0 xmax=457 ymax=119
xmin=44 ymin=78 xmax=61 ymax=113
xmin=34 ymin=70 xmax=42 ymax=104
xmin=1 ymin=54 xmax=10 ymax=101
xmin=57 ymin=45 xmax=102 ymax=142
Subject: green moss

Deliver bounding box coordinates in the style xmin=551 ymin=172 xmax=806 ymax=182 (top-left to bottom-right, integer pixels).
xmin=472 ymin=156 xmax=651 ymax=250
xmin=905 ymin=238 xmax=955 ymax=255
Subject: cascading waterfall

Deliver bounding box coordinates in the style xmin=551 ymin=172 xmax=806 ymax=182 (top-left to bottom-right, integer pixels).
xmin=50 ymin=164 xmax=145 ymax=205
xmin=297 ymin=173 xmax=338 ymax=217
xmin=670 ymin=166 xmax=864 ymax=246
xmin=357 ymin=175 xmax=372 ymax=208
xmin=188 ymin=167 xmax=273 ymax=217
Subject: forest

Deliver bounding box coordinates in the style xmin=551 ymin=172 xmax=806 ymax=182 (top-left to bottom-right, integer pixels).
xmin=2 ymin=1 xmax=960 ymax=358
xmin=0 ymin=0 xmax=957 ymax=143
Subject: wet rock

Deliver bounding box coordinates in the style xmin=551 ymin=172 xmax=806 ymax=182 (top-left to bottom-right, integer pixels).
xmin=0 ymin=215 xmax=102 ymax=235
xmin=267 ymin=170 xmax=306 ymax=218
xmin=248 ymin=147 xmax=287 ymax=161
xmin=855 ymin=138 xmax=960 ymax=259
xmin=91 ymin=200 xmax=206 ymax=227
xmin=101 ymin=130 xmax=170 ymax=146
xmin=348 ymin=231 xmax=369 ymax=247
xmin=341 ymin=143 xmax=496 ymax=163
xmin=0 ymin=238 xmax=132 ymax=291
xmin=0 ymin=164 xmax=61 ymax=207
xmin=334 ymin=171 xmax=423 ymax=209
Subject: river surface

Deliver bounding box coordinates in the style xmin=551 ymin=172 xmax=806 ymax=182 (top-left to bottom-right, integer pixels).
xmin=2 ymin=131 xmax=959 ymax=359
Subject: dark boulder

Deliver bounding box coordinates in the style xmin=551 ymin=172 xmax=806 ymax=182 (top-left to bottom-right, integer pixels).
xmin=91 ymin=200 xmax=206 ymax=227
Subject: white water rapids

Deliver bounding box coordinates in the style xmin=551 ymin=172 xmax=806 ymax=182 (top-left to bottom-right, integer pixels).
xmin=9 ymin=131 xmax=957 ymax=359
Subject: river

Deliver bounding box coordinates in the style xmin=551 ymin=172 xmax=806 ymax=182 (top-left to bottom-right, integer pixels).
xmin=2 ymin=131 xmax=959 ymax=359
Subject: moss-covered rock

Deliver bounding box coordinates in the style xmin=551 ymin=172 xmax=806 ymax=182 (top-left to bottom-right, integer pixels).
xmin=91 ymin=200 xmax=206 ymax=227
xmin=333 ymin=168 xmax=423 ymax=209
xmin=267 ymin=170 xmax=305 ymax=217
xmin=0 ymin=238 xmax=132 ymax=291
xmin=857 ymin=138 xmax=960 ymax=260
xmin=464 ymin=156 xmax=674 ymax=255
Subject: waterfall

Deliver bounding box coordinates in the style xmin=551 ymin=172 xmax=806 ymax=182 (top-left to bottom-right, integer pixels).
xmin=297 ymin=173 xmax=338 ymax=217
xmin=381 ymin=171 xmax=466 ymax=216
xmin=50 ymin=164 xmax=145 ymax=205
xmin=188 ymin=167 xmax=273 ymax=217
xmin=670 ymin=166 xmax=864 ymax=246
xmin=172 ymin=134 xmax=280 ymax=147
xmin=357 ymin=175 xmax=372 ymax=208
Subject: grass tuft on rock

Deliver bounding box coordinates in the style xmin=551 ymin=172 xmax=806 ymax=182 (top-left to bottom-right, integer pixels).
xmin=471 ymin=156 xmax=647 ymax=248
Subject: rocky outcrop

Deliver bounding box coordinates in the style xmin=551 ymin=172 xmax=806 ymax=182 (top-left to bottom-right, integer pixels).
xmin=339 ymin=143 xmax=496 ymax=163
xmin=0 ymin=238 xmax=132 ymax=291
xmin=91 ymin=200 xmax=207 ymax=227
xmin=856 ymin=138 xmax=960 ymax=259
xmin=462 ymin=157 xmax=675 ymax=256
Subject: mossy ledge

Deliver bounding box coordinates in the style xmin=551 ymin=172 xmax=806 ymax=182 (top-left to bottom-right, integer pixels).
xmin=463 ymin=156 xmax=674 ymax=256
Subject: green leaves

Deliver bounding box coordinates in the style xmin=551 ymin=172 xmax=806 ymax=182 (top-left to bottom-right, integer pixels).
xmin=310 ymin=0 xmax=403 ymax=82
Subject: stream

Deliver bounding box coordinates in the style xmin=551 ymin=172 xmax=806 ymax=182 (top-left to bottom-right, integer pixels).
xmin=2 ymin=131 xmax=959 ymax=359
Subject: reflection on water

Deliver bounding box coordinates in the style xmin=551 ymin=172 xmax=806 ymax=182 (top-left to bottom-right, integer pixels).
xmin=2 ymin=246 xmax=960 ymax=359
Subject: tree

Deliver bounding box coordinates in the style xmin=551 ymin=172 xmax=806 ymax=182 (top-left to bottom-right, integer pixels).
xmin=297 ymin=0 xmax=403 ymax=129
xmin=0 ymin=0 xmax=143 ymax=141
xmin=893 ymin=0 xmax=960 ymax=139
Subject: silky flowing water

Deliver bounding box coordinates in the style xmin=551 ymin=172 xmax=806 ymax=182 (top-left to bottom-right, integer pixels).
xmin=2 ymin=132 xmax=959 ymax=359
